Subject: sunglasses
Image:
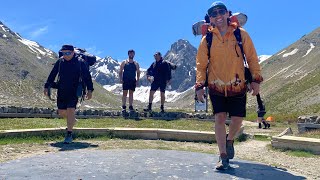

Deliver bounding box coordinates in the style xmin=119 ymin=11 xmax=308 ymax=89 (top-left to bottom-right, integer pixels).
xmin=209 ymin=9 xmax=227 ymax=18
xmin=61 ymin=51 xmax=73 ymax=56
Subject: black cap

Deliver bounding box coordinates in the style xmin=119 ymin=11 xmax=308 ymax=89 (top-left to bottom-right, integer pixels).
xmin=60 ymin=44 xmax=74 ymax=51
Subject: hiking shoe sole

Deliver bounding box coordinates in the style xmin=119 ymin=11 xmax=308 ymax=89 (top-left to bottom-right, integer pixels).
xmin=215 ymin=157 xmax=230 ymax=170
xmin=226 ymin=140 xmax=234 ymax=159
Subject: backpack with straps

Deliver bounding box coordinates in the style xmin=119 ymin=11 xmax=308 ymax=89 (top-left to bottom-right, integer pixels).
xmin=51 ymin=56 xmax=86 ymax=98
xmin=58 ymin=47 xmax=97 ymax=67
xmin=205 ymin=27 xmax=252 ymax=86
xmin=205 ymin=27 xmax=265 ymax=115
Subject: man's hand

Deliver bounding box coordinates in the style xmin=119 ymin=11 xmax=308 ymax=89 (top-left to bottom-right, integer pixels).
xmin=86 ymin=91 xmax=93 ymax=100
xmin=44 ymin=88 xmax=48 ymax=96
xmin=196 ymin=88 xmax=205 ymax=103
xmin=249 ymin=82 xmax=260 ymax=96
xmin=147 ymin=76 xmax=154 ymax=83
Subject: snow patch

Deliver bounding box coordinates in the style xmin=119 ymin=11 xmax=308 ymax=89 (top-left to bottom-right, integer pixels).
xmin=258 ymin=55 xmax=271 ymax=64
xmin=18 ymin=38 xmax=54 ymax=57
xmin=265 ymin=65 xmax=293 ymax=82
xmin=302 ymin=43 xmax=315 ymax=57
xmin=0 ymin=25 xmax=7 ymax=32
xmin=277 ymin=50 xmax=286 ymax=56
xmin=103 ymin=84 xmax=186 ymax=103
xmin=282 ymin=49 xmax=298 ymax=57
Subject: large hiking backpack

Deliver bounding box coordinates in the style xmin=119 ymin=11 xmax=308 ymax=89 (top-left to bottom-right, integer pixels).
xmin=192 ymin=12 xmax=247 ymax=36
xmin=58 ymin=47 xmax=97 ymax=67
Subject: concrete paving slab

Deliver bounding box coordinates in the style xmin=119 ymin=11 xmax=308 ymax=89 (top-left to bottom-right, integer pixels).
xmin=0 ymin=149 xmax=305 ymax=180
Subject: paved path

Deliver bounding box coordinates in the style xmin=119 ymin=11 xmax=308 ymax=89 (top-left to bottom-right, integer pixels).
xmin=0 ymin=149 xmax=305 ymax=180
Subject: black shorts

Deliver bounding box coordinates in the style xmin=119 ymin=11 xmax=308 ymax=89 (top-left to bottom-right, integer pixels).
xmin=123 ymin=80 xmax=136 ymax=91
xmin=151 ymin=82 xmax=166 ymax=92
xmin=209 ymin=93 xmax=246 ymax=117
xmin=57 ymin=98 xmax=78 ymax=109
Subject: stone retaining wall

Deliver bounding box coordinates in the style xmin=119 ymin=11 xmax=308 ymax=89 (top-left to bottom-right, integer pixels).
xmin=297 ymin=115 xmax=320 ymax=133
xmin=0 ymin=106 xmax=214 ymax=120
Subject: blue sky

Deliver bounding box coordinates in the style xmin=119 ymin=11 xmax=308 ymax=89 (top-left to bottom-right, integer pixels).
xmin=0 ymin=0 xmax=319 ymax=68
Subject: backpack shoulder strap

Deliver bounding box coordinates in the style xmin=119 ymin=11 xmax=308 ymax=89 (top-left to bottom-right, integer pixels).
xmin=205 ymin=31 xmax=213 ymax=59
xmin=56 ymin=58 xmax=63 ymax=82
xmin=233 ymin=27 xmax=246 ymax=64
xmin=234 ymin=27 xmax=253 ymax=84
xmin=204 ymin=32 xmax=213 ymax=87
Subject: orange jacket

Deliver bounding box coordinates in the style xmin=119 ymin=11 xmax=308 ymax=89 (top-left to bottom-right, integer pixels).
xmin=196 ymin=25 xmax=263 ymax=97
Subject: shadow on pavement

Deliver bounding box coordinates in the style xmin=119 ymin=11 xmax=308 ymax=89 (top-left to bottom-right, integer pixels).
xmin=50 ymin=142 xmax=99 ymax=151
xmin=217 ymin=160 xmax=306 ymax=180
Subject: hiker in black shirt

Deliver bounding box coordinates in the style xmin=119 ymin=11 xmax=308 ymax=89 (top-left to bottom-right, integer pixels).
xmin=119 ymin=49 xmax=141 ymax=113
xmin=44 ymin=44 xmax=94 ymax=144
xmin=144 ymin=52 xmax=171 ymax=112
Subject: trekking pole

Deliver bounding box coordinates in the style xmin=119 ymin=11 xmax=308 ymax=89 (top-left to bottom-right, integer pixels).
xmin=256 ymin=94 xmax=263 ymax=109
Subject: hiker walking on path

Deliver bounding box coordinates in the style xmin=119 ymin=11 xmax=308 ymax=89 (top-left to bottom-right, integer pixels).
xmin=144 ymin=52 xmax=171 ymax=113
xmin=195 ymin=1 xmax=263 ymax=170
xmin=119 ymin=49 xmax=141 ymax=114
xmin=44 ymin=45 xmax=94 ymax=144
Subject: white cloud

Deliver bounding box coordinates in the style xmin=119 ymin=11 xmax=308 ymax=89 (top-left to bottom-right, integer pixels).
xmin=30 ymin=26 xmax=48 ymax=38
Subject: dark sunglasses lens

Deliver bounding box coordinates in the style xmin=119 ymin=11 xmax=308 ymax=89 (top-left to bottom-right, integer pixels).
xmin=210 ymin=9 xmax=226 ymax=17
xmin=62 ymin=52 xmax=72 ymax=56
xmin=219 ymin=9 xmax=226 ymax=15
xmin=210 ymin=11 xmax=218 ymax=17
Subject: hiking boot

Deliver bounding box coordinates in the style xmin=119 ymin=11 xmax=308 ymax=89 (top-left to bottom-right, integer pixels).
xmin=160 ymin=105 xmax=165 ymax=113
xmin=63 ymin=132 xmax=73 ymax=144
xmin=258 ymin=123 xmax=262 ymax=129
xmin=215 ymin=154 xmax=230 ymax=170
xmin=143 ymin=104 xmax=152 ymax=112
xmin=122 ymin=109 xmax=128 ymax=117
xmin=262 ymin=121 xmax=269 ymax=129
xmin=129 ymin=105 xmax=134 ymax=112
xmin=226 ymin=140 xmax=234 ymax=159
xmin=267 ymin=123 xmax=271 ymax=128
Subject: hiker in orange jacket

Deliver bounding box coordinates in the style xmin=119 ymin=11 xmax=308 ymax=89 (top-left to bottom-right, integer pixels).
xmin=195 ymin=1 xmax=263 ymax=170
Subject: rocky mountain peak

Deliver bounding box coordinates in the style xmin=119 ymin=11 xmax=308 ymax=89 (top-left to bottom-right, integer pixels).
xmin=162 ymin=39 xmax=197 ymax=92
xmin=170 ymin=39 xmax=195 ymax=54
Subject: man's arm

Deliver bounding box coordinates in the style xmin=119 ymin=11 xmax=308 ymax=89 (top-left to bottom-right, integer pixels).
xmin=81 ymin=62 xmax=94 ymax=91
xmin=146 ymin=63 xmax=153 ymax=77
xmin=196 ymin=36 xmax=210 ymax=86
xmin=195 ymin=36 xmax=210 ymax=102
xmin=119 ymin=61 xmax=125 ymax=83
xmin=165 ymin=62 xmax=172 ymax=83
xmin=242 ymin=29 xmax=263 ymax=84
xmin=81 ymin=62 xmax=94 ymax=100
xmin=44 ymin=60 xmax=60 ymax=88
xmin=241 ymin=29 xmax=263 ymax=95
xmin=135 ymin=62 xmax=141 ymax=81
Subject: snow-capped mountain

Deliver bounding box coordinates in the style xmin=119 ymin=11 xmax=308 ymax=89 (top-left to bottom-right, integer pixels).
xmin=90 ymin=39 xmax=198 ymax=103
xmin=258 ymin=55 xmax=272 ymax=64
xmin=91 ymin=56 xmax=121 ymax=85
xmin=1 ymin=22 xmax=56 ymax=62
xmin=103 ymin=83 xmax=191 ymax=103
